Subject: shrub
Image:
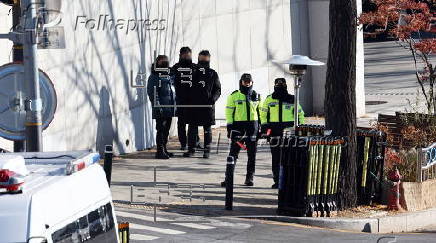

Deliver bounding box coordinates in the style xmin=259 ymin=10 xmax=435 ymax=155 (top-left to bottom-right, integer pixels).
xmin=384 ymin=148 xmax=418 ymax=182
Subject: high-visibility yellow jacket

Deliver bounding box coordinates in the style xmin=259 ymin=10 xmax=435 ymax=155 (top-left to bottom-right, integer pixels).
xmin=260 ymin=95 xmax=305 ymax=126
xmin=225 ymin=90 xmax=260 ymax=124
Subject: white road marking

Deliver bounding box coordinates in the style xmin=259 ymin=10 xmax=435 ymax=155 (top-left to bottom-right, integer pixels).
xmin=116 ymin=210 xmax=216 ymax=230
xmin=171 ymin=223 xmax=216 ymax=230
xmin=116 ymin=210 xmax=172 ymax=222
xmin=130 ymin=223 xmax=185 ymax=235
xmin=129 ymin=234 xmax=160 ymax=241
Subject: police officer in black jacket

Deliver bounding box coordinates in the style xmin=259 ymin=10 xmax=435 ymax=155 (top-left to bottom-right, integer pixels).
xmin=183 ymin=50 xmax=221 ymax=158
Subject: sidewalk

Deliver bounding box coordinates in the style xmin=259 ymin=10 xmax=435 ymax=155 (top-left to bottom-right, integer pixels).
xmin=109 ymin=133 xmax=436 ymax=234
xmin=110 ymin=136 xmax=280 ymax=217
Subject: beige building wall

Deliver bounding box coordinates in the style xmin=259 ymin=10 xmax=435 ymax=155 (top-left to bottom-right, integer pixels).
xmin=0 ymin=0 xmax=364 ymax=154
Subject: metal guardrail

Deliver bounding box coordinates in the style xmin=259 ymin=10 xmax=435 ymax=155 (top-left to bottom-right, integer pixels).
xmin=417 ymin=143 xmax=436 ymax=182
xmin=278 ymin=136 xmax=345 ymax=217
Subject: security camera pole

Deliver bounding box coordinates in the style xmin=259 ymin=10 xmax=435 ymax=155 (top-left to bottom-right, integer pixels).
xmin=22 ymin=0 xmax=43 ymax=151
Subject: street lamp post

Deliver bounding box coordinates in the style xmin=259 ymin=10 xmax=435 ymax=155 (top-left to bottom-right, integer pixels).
xmin=22 ymin=0 xmax=43 ymax=151
xmin=278 ymin=55 xmax=324 ymax=129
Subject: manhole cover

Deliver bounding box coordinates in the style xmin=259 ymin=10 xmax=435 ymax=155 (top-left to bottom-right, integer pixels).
xmin=366 ymin=101 xmax=388 ymax=106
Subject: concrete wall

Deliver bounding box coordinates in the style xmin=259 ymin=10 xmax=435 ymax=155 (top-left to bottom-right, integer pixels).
xmin=0 ymin=0 xmax=365 ymax=154
xmin=178 ymin=0 xmax=294 ymax=122
xmin=401 ymin=179 xmax=436 ymax=211
xmin=0 ymin=0 xmax=293 ymax=154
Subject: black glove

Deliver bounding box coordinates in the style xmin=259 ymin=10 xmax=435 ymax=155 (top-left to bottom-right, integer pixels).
xmin=250 ymin=90 xmax=260 ymax=101
xmin=260 ymin=124 xmax=268 ymax=135
xmin=227 ymin=124 xmax=233 ymax=138
xmin=260 ymin=124 xmax=271 ymax=139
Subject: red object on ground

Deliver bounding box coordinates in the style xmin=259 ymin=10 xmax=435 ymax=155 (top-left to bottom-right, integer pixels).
xmin=387 ymin=167 xmax=403 ymax=211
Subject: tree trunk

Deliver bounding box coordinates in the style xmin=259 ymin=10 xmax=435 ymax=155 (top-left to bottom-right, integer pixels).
xmin=325 ymin=0 xmax=358 ymax=209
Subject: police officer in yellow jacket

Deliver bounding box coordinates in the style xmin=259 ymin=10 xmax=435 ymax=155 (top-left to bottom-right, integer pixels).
xmin=222 ymin=73 xmax=261 ymax=187
xmin=260 ymin=78 xmax=305 ymax=188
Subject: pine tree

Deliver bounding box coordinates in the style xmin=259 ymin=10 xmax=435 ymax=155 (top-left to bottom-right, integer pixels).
xmin=325 ymin=0 xmax=358 ymax=209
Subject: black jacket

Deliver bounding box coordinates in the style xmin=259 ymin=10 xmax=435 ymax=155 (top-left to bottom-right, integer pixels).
xmin=171 ymin=62 xmax=196 ymax=119
xmin=146 ymin=72 xmax=176 ymax=119
xmin=185 ymin=65 xmax=221 ymax=126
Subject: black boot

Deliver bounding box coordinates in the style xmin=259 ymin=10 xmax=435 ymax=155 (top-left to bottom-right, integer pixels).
xmin=156 ymin=125 xmax=169 ymax=159
xmin=272 ymin=177 xmax=279 ymax=189
xmin=203 ymin=146 xmax=210 ymax=159
xmin=244 ymin=174 xmax=254 ymax=186
xmin=183 ymin=149 xmax=195 ymax=157
xmin=155 ymin=148 xmax=169 ymax=159
xmin=164 ymin=145 xmax=174 ymax=157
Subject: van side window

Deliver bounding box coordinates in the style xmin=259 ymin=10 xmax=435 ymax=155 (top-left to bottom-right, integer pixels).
xmin=51 ymin=203 xmax=117 ymax=243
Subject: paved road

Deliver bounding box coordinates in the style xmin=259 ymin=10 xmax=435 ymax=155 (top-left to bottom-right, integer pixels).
xmin=114 ymin=207 xmax=435 ymax=242
xmin=364 ymin=41 xmax=428 ymax=115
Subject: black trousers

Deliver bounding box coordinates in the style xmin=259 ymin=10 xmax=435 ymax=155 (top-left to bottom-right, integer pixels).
xmin=268 ymin=125 xmax=289 ymax=184
xmin=269 ymin=136 xmax=282 ymax=184
xmin=156 ymin=118 xmax=172 ymax=150
xmin=188 ymin=125 xmax=212 ymax=152
xmin=177 ymin=118 xmax=187 ymax=147
xmin=229 ymin=122 xmax=258 ymax=180
xmin=178 ymin=118 xmax=200 ymax=148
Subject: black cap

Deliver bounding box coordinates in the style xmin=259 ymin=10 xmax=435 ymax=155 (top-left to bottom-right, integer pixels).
xmin=274 ymin=78 xmax=286 ymax=86
xmin=240 ymin=73 xmax=252 ymax=81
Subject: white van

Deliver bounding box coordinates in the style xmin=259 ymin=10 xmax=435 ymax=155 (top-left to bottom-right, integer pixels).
xmin=0 ymin=151 xmax=119 ymax=243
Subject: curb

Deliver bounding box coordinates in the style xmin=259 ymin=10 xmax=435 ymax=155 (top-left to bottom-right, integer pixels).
xmin=378 ymin=208 xmax=436 ymax=233
xmin=235 ymin=208 xmax=436 ymax=233
xmin=236 ymin=216 xmax=378 ymax=233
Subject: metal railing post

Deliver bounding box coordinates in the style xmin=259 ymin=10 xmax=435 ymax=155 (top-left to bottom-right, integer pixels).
xmin=130 ymin=185 xmax=134 ymax=203
xmin=225 ymin=156 xmax=235 ymax=210
xmin=104 ymin=145 xmax=113 ymax=186
xmin=216 ymin=132 xmax=221 ymax=154
xmin=154 ymin=167 xmax=157 ymax=185
xmin=417 ymin=149 xmax=423 ymax=183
